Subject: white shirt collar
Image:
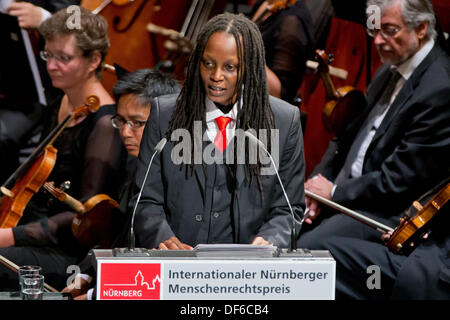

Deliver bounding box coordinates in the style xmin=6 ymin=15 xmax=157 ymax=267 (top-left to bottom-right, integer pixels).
xmin=205 ymin=96 xmax=239 ymax=124
xmin=395 ymin=39 xmax=434 ymax=80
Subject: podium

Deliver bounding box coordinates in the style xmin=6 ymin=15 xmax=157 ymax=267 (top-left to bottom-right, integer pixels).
xmin=93 ymin=248 xmax=335 ymax=300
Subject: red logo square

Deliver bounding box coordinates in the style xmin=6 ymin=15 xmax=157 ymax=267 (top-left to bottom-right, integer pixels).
xmin=99 ymin=263 xmax=161 ymax=300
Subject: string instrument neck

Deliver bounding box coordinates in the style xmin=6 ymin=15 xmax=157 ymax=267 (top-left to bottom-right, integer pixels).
xmin=43 ymin=182 xmax=86 ymax=214
xmin=1 ymin=95 xmax=100 ymax=191
xmin=320 ymin=72 xmax=339 ymax=100
xmin=315 ymin=49 xmax=339 ymax=99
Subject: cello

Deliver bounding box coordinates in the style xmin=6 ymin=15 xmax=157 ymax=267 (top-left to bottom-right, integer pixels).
xmin=43 ymin=182 xmax=119 ymax=248
xmin=81 ymin=0 xmax=202 ymax=91
xmin=0 ymin=95 xmax=101 ymax=228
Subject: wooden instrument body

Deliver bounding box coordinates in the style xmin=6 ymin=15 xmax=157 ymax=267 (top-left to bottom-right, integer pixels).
xmin=306 ymin=182 xmax=450 ymax=256
xmin=0 ymin=146 xmax=57 ymax=228
xmin=300 ymin=18 xmax=382 ymax=177
xmin=72 ymin=194 xmax=119 ymax=248
xmin=386 ymin=183 xmax=450 ymax=254
xmin=43 ymin=181 xmax=119 ymax=248
xmin=321 ymin=86 xmax=366 ymax=137
xmin=315 ymin=49 xmax=366 ymax=138
xmin=82 ymin=0 xmax=162 ymax=93
xmin=0 ymin=96 xmax=100 ymax=228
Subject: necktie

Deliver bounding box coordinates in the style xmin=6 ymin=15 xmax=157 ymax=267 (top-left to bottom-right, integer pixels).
xmin=214 ymin=116 xmax=232 ymax=152
xmin=334 ymin=69 xmax=402 ymax=185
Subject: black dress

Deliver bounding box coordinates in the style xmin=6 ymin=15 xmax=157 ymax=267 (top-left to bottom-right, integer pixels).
xmin=0 ymin=95 xmax=124 ymax=291
xmin=250 ymin=0 xmax=315 ymax=104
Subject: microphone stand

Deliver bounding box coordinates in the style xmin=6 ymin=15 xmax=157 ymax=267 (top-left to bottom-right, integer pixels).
xmin=113 ymin=138 xmax=167 ymax=257
xmin=244 ymin=132 xmax=299 ymax=252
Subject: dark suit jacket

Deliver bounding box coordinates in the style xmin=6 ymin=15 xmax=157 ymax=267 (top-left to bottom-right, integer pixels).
xmin=319 ymin=44 xmax=450 ymax=216
xmin=133 ymin=94 xmax=305 ymax=249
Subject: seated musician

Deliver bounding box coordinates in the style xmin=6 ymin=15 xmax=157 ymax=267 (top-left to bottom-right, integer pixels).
xmin=0 ymin=0 xmax=80 ymax=183
xmin=0 ymin=6 xmax=122 ymax=290
xmin=62 ymin=68 xmax=181 ymax=300
xmin=249 ymin=0 xmax=315 ymax=104
xmin=319 ymin=177 xmax=450 ymax=299
xmin=131 ymin=13 xmax=305 ymax=251
xmin=297 ymin=0 xmax=450 ymax=258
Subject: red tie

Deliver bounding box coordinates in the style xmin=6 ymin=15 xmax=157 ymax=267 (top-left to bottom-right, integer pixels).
xmin=214 ymin=116 xmax=232 ymax=152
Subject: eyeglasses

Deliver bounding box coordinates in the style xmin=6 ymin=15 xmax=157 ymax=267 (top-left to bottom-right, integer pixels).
xmin=40 ymin=50 xmax=81 ymax=64
xmin=111 ymin=114 xmax=147 ymax=129
xmin=367 ymin=25 xmax=402 ymax=39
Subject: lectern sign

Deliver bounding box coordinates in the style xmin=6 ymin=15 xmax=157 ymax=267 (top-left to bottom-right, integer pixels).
xmin=96 ymin=257 xmax=335 ymax=300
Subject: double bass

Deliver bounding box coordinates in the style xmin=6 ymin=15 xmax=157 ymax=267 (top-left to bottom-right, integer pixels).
xmin=0 ymin=96 xmax=101 ymax=228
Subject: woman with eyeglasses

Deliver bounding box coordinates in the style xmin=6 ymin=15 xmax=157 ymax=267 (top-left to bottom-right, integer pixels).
xmin=0 ymin=6 xmax=123 ymax=291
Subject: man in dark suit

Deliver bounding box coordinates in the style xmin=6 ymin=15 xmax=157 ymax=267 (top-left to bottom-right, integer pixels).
xmin=132 ymin=13 xmax=305 ymax=250
xmin=297 ymin=0 xmax=450 ymax=248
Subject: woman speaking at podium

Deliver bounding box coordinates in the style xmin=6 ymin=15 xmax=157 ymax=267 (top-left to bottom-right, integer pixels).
xmin=132 ymin=12 xmax=305 ymax=251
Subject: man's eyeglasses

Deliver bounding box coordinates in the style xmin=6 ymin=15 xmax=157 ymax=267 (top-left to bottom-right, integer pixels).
xmin=111 ymin=114 xmax=147 ymax=129
xmin=367 ymin=25 xmax=402 ymax=39
xmin=40 ymin=50 xmax=80 ymax=64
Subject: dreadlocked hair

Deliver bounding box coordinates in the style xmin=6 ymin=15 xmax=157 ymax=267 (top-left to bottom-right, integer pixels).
xmin=167 ymin=12 xmax=274 ymax=183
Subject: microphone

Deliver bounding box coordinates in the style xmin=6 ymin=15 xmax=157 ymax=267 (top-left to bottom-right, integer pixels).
xmin=113 ymin=137 xmax=167 ymax=257
xmin=244 ymin=131 xmax=298 ymax=252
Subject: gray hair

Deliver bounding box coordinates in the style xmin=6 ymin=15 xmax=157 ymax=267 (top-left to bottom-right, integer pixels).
xmin=367 ymin=0 xmax=437 ymax=40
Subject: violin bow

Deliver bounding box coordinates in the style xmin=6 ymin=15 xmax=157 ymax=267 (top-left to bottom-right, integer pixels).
xmin=0 ymin=254 xmax=58 ymax=293
xmin=305 ymin=190 xmax=394 ymax=233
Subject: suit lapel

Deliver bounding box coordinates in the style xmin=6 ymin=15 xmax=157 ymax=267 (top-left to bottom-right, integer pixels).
xmin=369 ymin=79 xmax=414 ymax=146
xmin=364 ymin=45 xmax=441 ymax=161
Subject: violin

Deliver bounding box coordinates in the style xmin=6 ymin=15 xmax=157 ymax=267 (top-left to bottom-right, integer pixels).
xmin=0 ymin=96 xmax=101 ymax=228
xmin=253 ymin=0 xmax=297 ymax=25
xmin=386 ymin=182 xmax=450 ymax=254
xmin=315 ymin=49 xmax=366 ymax=137
xmin=43 ymin=182 xmax=119 ymax=248
xmin=305 ymin=181 xmax=450 ymax=255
